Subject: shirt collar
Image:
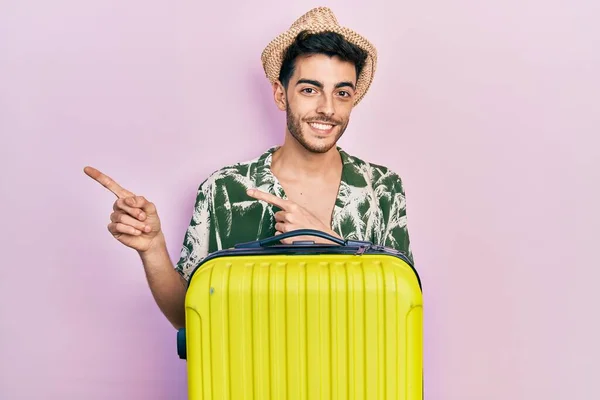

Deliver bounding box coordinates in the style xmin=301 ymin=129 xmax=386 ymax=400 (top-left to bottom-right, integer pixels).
xmin=256 ymin=145 xmax=352 ymax=199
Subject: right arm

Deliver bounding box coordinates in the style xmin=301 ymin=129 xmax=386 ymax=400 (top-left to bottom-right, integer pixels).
xmin=138 ymin=231 xmax=187 ymax=330
xmin=109 ymin=194 xmax=190 ymax=330
xmin=84 ymin=166 xmax=194 ymax=330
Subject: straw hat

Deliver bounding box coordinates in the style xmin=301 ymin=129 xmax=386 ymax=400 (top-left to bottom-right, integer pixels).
xmin=261 ymin=7 xmax=377 ymax=106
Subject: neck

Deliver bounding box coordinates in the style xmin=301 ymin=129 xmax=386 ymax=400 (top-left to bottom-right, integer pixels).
xmin=271 ymin=131 xmax=342 ymax=179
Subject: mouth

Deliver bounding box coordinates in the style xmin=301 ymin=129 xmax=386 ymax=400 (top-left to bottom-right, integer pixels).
xmin=307 ymin=121 xmax=336 ymax=135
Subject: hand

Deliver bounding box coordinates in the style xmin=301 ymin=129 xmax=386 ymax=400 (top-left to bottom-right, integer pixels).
xmin=246 ymin=188 xmax=342 ymax=244
xmin=84 ymin=166 xmax=163 ymax=253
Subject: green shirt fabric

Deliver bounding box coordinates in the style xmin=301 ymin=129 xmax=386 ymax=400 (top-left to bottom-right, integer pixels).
xmin=175 ymin=146 xmax=414 ymax=281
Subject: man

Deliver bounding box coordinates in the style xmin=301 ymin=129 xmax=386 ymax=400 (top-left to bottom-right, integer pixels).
xmin=84 ymin=7 xmax=413 ymax=330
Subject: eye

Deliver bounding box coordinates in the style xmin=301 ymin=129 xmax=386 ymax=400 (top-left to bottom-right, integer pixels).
xmin=301 ymin=88 xmax=317 ymax=94
xmin=338 ymin=90 xmax=352 ymax=98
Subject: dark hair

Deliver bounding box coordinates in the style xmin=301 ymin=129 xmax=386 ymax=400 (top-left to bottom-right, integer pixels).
xmin=278 ymin=30 xmax=368 ymax=89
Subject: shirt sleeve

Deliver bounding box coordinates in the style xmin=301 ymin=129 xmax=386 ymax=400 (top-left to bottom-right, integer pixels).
xmin=175 ymin=179 xmax=214 ymax=281
xmin=381 ymin=173 xmax=414 ymax=266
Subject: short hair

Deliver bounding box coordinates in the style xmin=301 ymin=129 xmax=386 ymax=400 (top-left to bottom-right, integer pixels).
xmin=278 ymin=30 xmax=368 ymax=89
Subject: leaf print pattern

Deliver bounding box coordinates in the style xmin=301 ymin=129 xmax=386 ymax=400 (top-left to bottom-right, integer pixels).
xmin=175 ymin=146 xmax=413 ymax=280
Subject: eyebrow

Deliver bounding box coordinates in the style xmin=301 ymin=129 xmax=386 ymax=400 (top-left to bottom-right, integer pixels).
xmin=296 ymin=79 xmax=356 ymax=91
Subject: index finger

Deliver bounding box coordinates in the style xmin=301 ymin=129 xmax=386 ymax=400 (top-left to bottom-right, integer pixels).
xmin=246 ymin=188 xmax=289 ymax=210
xmin=84 ymin=166 xmax=134 ymax=199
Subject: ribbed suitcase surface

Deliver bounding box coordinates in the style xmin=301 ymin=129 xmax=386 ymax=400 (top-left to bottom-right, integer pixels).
xmin=184 ymin=250 xmax=422 ymax=400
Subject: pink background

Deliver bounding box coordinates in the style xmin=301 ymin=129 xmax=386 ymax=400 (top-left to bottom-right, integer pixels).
xmin=1 ymin=0 xmax=599 ymax=399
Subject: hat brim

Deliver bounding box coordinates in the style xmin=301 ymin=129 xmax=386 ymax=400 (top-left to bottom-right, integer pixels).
xmin=261 ymin=25 xmax=377 ymax=106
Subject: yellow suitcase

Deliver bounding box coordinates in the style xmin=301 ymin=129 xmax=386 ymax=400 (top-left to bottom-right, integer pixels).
xmin=177 ymin=229 xmax=423 ymax=399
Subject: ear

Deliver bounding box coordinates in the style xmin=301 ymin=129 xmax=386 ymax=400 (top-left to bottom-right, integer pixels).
xmin=272 ymin=81 xmax=287 ymax=111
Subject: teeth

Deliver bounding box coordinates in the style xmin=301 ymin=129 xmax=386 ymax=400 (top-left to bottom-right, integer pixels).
xmin=310 ymin=122 xmax=333 ymax=130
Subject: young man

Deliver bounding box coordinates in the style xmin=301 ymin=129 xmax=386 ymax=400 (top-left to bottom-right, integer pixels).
xmin=84 ymin=7 xmax=413 ymax=329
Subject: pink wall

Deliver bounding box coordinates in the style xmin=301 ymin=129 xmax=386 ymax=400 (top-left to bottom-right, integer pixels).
xmin=1 ymin=0 xmax=599 ymax=398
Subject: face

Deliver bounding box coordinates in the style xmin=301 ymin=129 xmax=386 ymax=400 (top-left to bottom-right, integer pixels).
xmin=274 ymin=54 xmax=358 ymax=154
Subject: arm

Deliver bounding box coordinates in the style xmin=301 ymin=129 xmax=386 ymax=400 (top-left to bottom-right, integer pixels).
xmin=84 ymin=166 xmax=194 ymax=330
xmin=144 ymin=178 xmax=215 ymax=329
xmin=139 ymin=232 xmax=187 ymax=329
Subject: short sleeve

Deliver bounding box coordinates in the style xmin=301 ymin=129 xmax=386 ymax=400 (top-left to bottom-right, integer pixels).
xmin=381 ymin=173 xmax=414 ymax=265
xmin=175 ymin=179 xmax=214 ymax=281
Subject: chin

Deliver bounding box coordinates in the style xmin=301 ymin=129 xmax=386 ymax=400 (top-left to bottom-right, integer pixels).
xmin=288 ymin=121 xmax=345 ymax=154
xmin=305 ymin=145 xmax=334 ymax=154
xmin=300 ymin=137 xmax=338 ymax=154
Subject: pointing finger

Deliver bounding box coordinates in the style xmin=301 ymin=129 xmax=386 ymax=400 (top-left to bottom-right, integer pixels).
xmin=84 ymin=166 xmax=134 ymax=199
xmin=246 ymin=189 xmax=289 ymax=210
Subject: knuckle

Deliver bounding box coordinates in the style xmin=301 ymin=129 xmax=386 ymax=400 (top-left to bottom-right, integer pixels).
xmin=121 ymin=198 xmax=133 ymax=209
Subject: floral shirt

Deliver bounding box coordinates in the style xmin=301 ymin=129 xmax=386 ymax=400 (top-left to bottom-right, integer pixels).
xmin=175 ymin=146 xmax=414 ymax=281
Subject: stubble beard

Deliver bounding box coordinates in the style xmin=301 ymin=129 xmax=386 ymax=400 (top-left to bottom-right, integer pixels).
xmin=285 ymin=100 xmax=348 ymax=154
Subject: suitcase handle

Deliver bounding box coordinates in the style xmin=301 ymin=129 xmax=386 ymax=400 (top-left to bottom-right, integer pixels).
xmin=235 ymin=229 xmax=370 ymax=248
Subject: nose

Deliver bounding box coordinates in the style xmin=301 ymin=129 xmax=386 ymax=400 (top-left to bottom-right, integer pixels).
xmin=316 ymin=93 xmax=335 ymax=117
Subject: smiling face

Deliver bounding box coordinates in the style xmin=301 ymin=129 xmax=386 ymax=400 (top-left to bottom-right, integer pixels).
xmin=274 ymin=53 xmax=358 ymax=154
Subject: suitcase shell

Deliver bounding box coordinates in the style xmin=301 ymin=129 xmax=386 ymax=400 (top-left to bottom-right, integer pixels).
xmin=179 ymin=230 xmax=423 ymax=399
